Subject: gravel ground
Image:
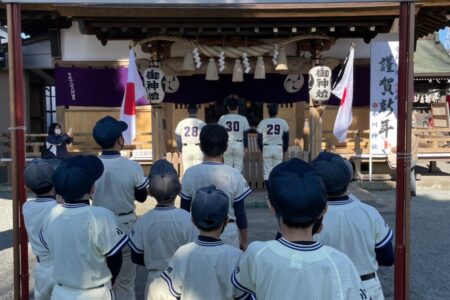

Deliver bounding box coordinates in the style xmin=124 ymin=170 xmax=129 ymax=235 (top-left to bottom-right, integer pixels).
xmin=0 ymin=162 xmax=449 ymax=300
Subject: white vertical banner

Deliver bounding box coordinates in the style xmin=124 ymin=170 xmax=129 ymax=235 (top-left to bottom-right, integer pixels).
xmin=370 ymin=42 xmax=399 ymax=155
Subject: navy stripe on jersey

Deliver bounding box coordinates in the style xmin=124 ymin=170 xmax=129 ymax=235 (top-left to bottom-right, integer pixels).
xmin=235 ymin=291 xmax=252 ymax=300
xmin=62 ymin=203 xmax=89 ymax=208
xmin=278 ymin=238 xmax=323 ymax=251
xmin=231 ymin=271 xmax=256 ymax=297
xmin=195 ymin=240 xmax=224 ymax=247
xmin=105 ymin=235 xmax=129 ymax=257
xmin=179 ymin=192 xmax=192 ymax=201
xmin=136 ymin=177 xmax=149 ymax=190
xmin=128 ymin=238 xmax=144 ymax=254
xmin=34 ymin=198 xmax=56 ymax=203
xmin=375 ymin=229 xmax=393 ymax=249
xmin=235 ymin=188 xmax=252 ymax=202
xmin=154 ymin=205 xmax=176 ymax=211
xmin=39 ymin=228 xmax=49 ymax=250
xmin=327 ymin=198 xmax=354 ymax=206
xmin=202 ymin=161 xmax=223 ymax=165
xmin=161 ymin=271 xmax=181 ymax=298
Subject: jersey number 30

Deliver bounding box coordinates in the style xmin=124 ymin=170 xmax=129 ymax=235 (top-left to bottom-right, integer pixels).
xmin=267 ymin=124 xmax=281 ymax=135
xmin=184 ymin=126 xmax=199 ymax=137
xmin=225 ymin=121 xmax=240 ymax=132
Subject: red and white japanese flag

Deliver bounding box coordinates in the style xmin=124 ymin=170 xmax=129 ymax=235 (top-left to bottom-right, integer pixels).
xmin=120 ymin=49 xmax=146 ymax=145
xmin=332 ymin=46 xmax=355 ymax=143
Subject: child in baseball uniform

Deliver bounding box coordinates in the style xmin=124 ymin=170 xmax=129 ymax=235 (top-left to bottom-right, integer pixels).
xmin=175 ymin=104 xmax=206 ymax=171
xmin=22 ymin=160 xmax=58 ymax=300
xmin=312 ymin=151 xmax=394 ymax=300
xmin=156 ymin=185 xmax=248 ymax=300
xmin=232 ymin=158 xmax=367 ymax=299
xmin=256 ymin=103 xmax=289 ymax=187
xmin=180 ymin=124 xmax=251 ymax=250
xmin=218 ymin=95 xmax=250 ymax=172
xmin=92 ymin=116 xmax=149 ymax=300
xmin=40 ymin=155 xmax=128 ymax=300
xmin=129 ymin=159 xmax=198 ymax=299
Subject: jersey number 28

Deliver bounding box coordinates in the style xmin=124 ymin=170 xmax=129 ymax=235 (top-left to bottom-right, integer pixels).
xmin=267 ymin=124 xmax=281 ymax=135
xmin=225 ymin=121 xmax=240 ymax=132
xmin=184 ymin=126 xmax=199 ymax=137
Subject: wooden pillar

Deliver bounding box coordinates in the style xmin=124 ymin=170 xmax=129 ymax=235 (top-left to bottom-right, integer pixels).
xmin=295 ymin=101 xmax=306 ymax=150
xmin=309 ymin=105 xmax=323 ymax=160
xmin=151 ymin=106 xmax=165 ymax=161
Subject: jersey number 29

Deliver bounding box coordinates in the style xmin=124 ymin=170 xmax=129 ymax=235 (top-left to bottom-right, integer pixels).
xmin=225 ymin=121 xmax=240 ymax=132
xmin=184 ymin=126 xmax=199 ymax=137
xmin=267 ymin=124 xmax=281 ymax=135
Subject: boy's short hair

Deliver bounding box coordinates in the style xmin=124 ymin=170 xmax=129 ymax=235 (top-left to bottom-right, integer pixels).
xmin=226 ymin=97 xmax=239 ymax=111
xmin=200 ymin=124 xmax=228 ymax=157
xmin=311 ymin=152 xmax=353 ymax=196
xmin=191 ymin=185 xmax=229 ymax=231
xmin=268 ymin=158 xmax=327 ymax=228
xmin=267 ymin=103 xmax=279 ymax=117
xmin=187 ymin=104 xmax=198 ymax=115
xmin=148 ymin=159 xmax=181 ymax=203
xmin=24 ymin=159 xmax=55 ymax=195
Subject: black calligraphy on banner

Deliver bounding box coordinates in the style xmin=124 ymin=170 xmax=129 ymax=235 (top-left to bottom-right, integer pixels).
xmin=379 ymin=98 xmax=394 ymax=116
xmin=378 ymin=119 xmax=394 ymax=138
xmin=378 ymin=55 xmax=395 ymax=73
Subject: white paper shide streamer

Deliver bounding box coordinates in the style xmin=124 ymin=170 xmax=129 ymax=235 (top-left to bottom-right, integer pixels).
xmin=242 ymin=52 xmax=251 ymax=74
xmin=272 ymin=44 xmax=279 ymax=65
xmin=193 ymin=47 xmax=202 ymax=69
xmin=218 ymin=51 xmax=225 ymax=72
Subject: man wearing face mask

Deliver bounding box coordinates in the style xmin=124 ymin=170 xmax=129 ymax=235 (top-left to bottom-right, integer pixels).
xmin=92 ymin=116 xmax=149 ymax=300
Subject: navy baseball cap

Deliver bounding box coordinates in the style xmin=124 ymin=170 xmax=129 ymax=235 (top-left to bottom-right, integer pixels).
xmin=53 ymin=155 xmax=104 ymax=202
xmin=148 ymin=159 xmax=181 ymax=202
xmin=191 ymin=185 xmax=229 ymax=231
xmin=311 ymin=151 xmax=353 ymax=196
xmin=93 ymin=116 xmax=128 ymax=149
xmin=24 ymin=159 xmax=54 ymax=192
xmin=268 ymin=158 xmax=327 ymax=224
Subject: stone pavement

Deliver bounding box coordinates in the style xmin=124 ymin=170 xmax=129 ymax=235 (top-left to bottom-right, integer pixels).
xmin=0 ymin=161 xmax=449 ymax=299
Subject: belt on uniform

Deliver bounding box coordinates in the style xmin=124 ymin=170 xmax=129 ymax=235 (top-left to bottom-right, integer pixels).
xmin=36 ymin=256 xmax=40 ymax=263
xmin=263 ymin=144 xmax=282 ymax=146
xmin=57 ymin=283 xmax=104 ymax=290
xmin=183 ymin=143 xmax=200 ymax=146
xmin=360 ymin=273 xmax=376 ymax=281
xmin=117 ymin=210 xmax=134 ymax=216
xmin=228 ymin=219 xmax=235 ymax=223
xmin=229 ymin=140 xmax=243 ymax=142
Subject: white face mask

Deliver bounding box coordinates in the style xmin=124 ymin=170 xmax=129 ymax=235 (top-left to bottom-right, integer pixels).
xmin=54 ymin=129 xmax=62 ymax=135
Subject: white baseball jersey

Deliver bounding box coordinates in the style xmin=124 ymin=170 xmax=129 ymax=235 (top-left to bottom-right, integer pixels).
xmin=218 ymin=114 xmax=250 ymax=142
xmin=23 ymin=197 xmax=57 ymax=300
xmin=40 ymin=203 xmax=129 ymax=289
xmin=92 ymin=154 xmax=148 ymax=215
xmin=129 ymin=206 xmax=198 ymax=271
xmin=314 ymin=194 xmax=393 ymax=276
xmin=180 ymin=162 xmax=251 ymax=222
xmin=23 ymin=197 xmax=57 ymax=259
xmin=232 ymin=239 xmax=368 ymax=300
xmin=175 ymin=117 xmax=206 ymax=145
xmin=256 ymin=117 xmax=289 ymax=145
xmin=159 ymin=238 xmax=245 ymax=300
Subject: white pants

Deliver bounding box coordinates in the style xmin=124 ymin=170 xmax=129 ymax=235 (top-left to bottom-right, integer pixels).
xmin=51 ymin=283 xmax=114 ymax=300
xmin=262 ymin=145 xmax=283 ymax=180
xmin=34 ymin=258 xmax=53 ymax=300
xmin=220 ymin=222 xmax=240 ymax=248
xmin=114 ymin=214 xmax=137 ymax=300
xmin=182 ymin=145 xmax=203 ymax=171
xmin=362 ymin=273 xmax=384 ymax=300
xmin=145 ymin=270 xmax=163 ymax=300
xmin=147 ymin=277 xmax=170 ymax=300
xmin=224 ymin=141 xmax=244 ymax=172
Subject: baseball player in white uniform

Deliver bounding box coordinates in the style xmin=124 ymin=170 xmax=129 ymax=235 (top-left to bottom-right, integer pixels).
xmin=92 ymin=116 xmax=149 ymax=300
xmin=256 ymin=103 xmax=289 ymax=187
xmin=232 ymin=158 xmax=368 ymax=299
xmin=155 ymin=185 xmax=247 ymax=300
xmin=22 ymin=160 xmax=58 ymax=300
xmin=312 ymin=151 xmax=394 ymax=300
xmin=218 ymin=95 xmax=250 ymax=172
xmin=40 ymin=155 xmax=128 ymax=300
xmin=129 ymin=159 xmax=198 ymax=299
xmin=180 ymin=124 xmax=252 ymax=250
xmin=175 ymin=104 xmax=206 ymax=171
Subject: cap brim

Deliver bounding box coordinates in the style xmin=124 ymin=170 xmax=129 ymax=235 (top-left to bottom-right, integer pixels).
xmin=118 ymin=120 xmax=128 ymax=132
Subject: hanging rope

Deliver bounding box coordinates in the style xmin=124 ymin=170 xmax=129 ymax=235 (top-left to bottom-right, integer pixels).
xmin=136 ymin=35 xmax=331 ymax=58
